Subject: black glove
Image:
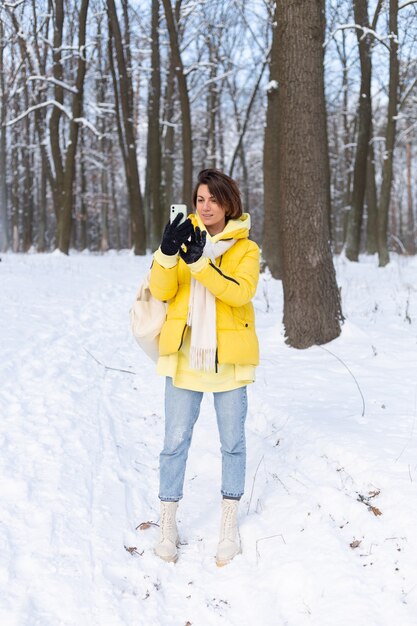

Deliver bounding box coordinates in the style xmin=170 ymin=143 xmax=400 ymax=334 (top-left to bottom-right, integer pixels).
xmin=160 ymin=213 xmax=193 ymax=256
xmin=179 ymin=226 xmax=207 ymax=264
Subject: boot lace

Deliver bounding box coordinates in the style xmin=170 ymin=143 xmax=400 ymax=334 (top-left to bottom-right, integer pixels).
xmin=222 ymin=502 xmax=237 ymax=541
xmin=160 ymin=507 xmax=176 ymax=541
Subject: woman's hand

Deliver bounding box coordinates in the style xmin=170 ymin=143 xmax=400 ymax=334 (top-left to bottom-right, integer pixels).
xmin=160 ymin=214 xmax=193 ymax=256
xmin=179 ymin=226 xmax=207 ymax=264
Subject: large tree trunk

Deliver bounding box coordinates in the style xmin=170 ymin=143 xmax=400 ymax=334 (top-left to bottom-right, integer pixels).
xmin=277 ymin=0 xmax=342 ymax=348
xmin=107 ymin=0 xmax=146 ymax=254
xmin=378 ymin=0 xmax=399 ymax=267
xmin=345 ymin=0 xmax=372 ymax=262
xmin=162 ymin=0 xmax=193 ymax=204
xmin=262 ymin=6 xmax=282 ymax=278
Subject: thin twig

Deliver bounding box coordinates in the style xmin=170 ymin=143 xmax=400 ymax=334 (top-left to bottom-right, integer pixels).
xmin=84 ymin=348 xmax=137 ymax=375
xmin=317 ymin=345 xmax=365 ymax=417
xmin=246 ymin=455 xmax=264 ymax=515
xmin=256 ymin=534 xmax=286 ymax=564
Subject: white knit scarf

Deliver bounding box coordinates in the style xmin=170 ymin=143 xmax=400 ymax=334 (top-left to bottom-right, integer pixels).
xmin=187 ymin=237 xmax=236 ymax=371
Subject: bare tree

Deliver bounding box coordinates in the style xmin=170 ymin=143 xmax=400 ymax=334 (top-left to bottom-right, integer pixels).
xmin=405 ymin=140 xmax=415 ymax=254
xmin=107 ymin=0 xmax=146 ymax=254
xmin=145 ymin=0 xmax=163 ymax=250
xmin=378 ymin=0 xmax=399 ymax=267
xmin=57 ymin=0 xmax=90 ymax=253
xmin=0 ymin=17 xmax=8 ymax=252
xmin=344 ymin=0 xmax=373 ymax=261
xmin=162 ymin=0 xmax=193 ymax=204
xmin=262 ymin=4 xmax=281 ymax=278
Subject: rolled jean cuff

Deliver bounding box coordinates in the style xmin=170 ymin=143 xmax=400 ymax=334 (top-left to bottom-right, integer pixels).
xmin=159 ymin=495 xmax=182 ymax=502
xmin=221 ymin=491 xmax=243 ymax=500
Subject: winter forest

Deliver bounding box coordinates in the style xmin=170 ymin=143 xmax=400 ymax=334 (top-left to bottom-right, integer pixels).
xmin=0 ymin=0 xmax=416 ymax=265
xmin=2 ymin=2 xmax=417 ymax=625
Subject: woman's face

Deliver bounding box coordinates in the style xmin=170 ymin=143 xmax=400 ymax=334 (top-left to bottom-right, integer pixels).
xmin=195 ymin=184 xmax=226 ymax=235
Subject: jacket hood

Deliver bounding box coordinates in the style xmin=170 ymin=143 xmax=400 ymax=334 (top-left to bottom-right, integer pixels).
xmin=190 ymin=212 xmax=251 ymax=243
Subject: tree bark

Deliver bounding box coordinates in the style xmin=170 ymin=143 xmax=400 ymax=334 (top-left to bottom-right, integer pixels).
xmin=79 ymin=131 xmax=88 ymax=251
xmin=262 ymin=7 xmax=282 ymax=278
xmin=37 ymin=164 xmax=47 ymax=253
xmin=365 ymin=128 xmax=378 ymax=254
xmin=22 ymin=81 xmax=34 ymax=252
xmin=49 ymin=0 xmax=65 ymax=220
xmin=162 ymin=0 xmax=193 ymax=204
xmin=207 ymin=29 xmax=218 ymax=169
xmin=406 ymin=141 xmax=415 ymax=254
xmin=161 ymin=56 xmax=176 ymax=213
xmin=57 ymin=0 xmax=90 ymax=254
xmin=345 ymin=0 xmax=372 ymax=261
xmin=378 ymin=0 xmax=399 ymax=267
xmin=0 ymin=19 xmax=8 ymax=252
xmin=277 ymin=0 xmax=343 ymax=348
xmin=146 ymin=0 xmax=163 ymax=250
xmin=107 ymin=0 xmax=146 ymax=254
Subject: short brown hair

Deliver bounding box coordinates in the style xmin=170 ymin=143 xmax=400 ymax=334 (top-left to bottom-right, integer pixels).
xmin=192 ymin=169 xmax=243 ymax=220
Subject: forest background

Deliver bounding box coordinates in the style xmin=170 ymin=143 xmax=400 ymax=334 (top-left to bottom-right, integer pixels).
xmin=0 ymin=0 xmax=416 ymax=285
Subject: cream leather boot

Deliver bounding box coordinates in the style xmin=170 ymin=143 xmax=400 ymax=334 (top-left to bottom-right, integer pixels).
xmin=216 ymin=498 xmax=241 ymax=566
xmin=154 ymin=501 xmax=179 ymax=563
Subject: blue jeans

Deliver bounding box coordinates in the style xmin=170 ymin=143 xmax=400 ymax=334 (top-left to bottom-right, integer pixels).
xmin=159 ymin=377 xmax=248 ymax=501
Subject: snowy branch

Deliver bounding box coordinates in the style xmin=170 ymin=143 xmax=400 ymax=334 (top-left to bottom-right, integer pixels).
xmin=399 ymin=0 xmax=417 ymax=9
xmin=3 ymin=0 xmax=26 ymax=8
xmin=6 ymin=100 xmax=101 ymax=137
xmin=399 ymin=75 xmax=417 ymax=110
xmin=28 ymin=76 xmax=79 ymax=95
xmin=324 ymin=23 xmax=392 ymax=51
xmin=73 ymin=117 xmax=101 ymax=137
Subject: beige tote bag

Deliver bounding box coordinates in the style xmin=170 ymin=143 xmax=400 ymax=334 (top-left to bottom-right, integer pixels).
xmin=130 ymin=271 xmax=167 ymax=362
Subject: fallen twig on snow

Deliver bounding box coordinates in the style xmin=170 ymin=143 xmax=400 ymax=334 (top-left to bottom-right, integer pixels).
xmin=124 ymin=545 xmax=144 ymax=556
xmin=136 ymin=521 xmax=159 ymax=530
xmin=256 ymin=534 xmax=286 ymax=563
xmin=84 ymin=348 xmax=138 ymax=375
xmin=357 ymin=490 xmax=382 ymax=516
xmin=317 ymin=345 xmax=366 ymax=417
xmin=246 ymin=455 xmax=264 ymax=515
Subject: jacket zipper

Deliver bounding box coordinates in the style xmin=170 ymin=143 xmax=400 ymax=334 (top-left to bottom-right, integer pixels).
xmin=208 ymin=260 xmax=239 ymax=285
xmin=178 ymin=324 xmax=187 ymax=351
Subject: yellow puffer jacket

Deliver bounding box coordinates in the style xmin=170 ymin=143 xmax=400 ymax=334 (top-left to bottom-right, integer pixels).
xmin=149 ymin=213 xmax=260 ymax=366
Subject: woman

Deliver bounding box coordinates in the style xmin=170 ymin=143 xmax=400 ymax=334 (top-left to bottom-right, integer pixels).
xmin=149 ymin=169 xmax=260 ymax=566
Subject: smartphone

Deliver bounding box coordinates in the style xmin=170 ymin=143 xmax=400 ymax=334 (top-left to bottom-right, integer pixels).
xmin=170 ymin=204 xmax=187 ymax=225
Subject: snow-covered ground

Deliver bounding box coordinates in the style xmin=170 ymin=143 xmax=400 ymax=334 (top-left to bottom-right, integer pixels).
xmin=1 ymin=250 xmax=417 ymax=626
